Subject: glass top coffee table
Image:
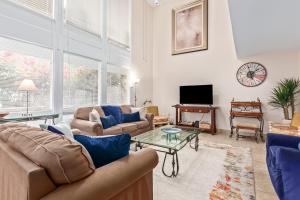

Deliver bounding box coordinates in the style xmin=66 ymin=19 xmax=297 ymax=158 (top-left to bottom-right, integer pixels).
xmin=0 ymin=112 xmax=59 ymax=124
xmin=131 ymin=125 xmax=200 ymax=177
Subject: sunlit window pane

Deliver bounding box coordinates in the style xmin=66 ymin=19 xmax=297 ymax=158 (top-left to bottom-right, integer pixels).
xmin=63 ymin=54 xmax=100 ymax=111
xmin=0 ymin=37 xmax=52 ymax=112
xmin=107 ymin=65 xmax=129 ymax=105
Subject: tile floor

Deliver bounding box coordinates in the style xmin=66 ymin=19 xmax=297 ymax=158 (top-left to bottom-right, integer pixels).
xmin=199 ymin=131 xmax=278 ymax=200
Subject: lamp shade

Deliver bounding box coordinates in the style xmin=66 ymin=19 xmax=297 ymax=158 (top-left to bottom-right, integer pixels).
xmin=18 ymin=79 xmax=38 ymax=91
xmin=135 ymin=78 xmax=141 ymax=84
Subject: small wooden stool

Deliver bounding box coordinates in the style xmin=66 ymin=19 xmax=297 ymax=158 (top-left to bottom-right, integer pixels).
xmin=236 ymin=122 xmax=260 ymax=143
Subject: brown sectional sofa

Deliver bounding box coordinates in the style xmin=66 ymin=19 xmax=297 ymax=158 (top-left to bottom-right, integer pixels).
xmin=0 ymin=123 xmax=159 ymax=200
xmin=71 ymin=105 xmax=154 ymax=136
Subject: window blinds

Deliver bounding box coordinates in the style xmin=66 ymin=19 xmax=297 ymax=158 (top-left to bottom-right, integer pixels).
xmin=65 ymin=0 xmax=102 ymax=36
xmin=108 ymin=0 xmax=131 ymax=47
xmin=9 ymin=0 xmax=53 ymax=17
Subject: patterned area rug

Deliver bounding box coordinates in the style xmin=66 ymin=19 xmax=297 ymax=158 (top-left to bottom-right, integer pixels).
xmin=154 ymin=142 xmax=255 ymax=200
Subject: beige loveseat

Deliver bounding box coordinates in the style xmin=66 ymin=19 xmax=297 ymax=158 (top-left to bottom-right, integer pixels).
xmin=0 ymin=123 xmax=158 ymax=200
xmin=71 ymin=105 xmax=154 ymax=136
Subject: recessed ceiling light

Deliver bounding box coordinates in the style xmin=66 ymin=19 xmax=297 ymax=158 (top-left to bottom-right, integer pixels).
xmin=146 ymin=0 xmax=160 ymax=7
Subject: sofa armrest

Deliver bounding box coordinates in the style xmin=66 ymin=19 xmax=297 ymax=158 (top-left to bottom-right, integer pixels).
xmin=276 ymin=147 xmax=300 ymax=200
xmin=267 ymin=133 xmax=300 ymax=150
xmin=41 ymin=148 xmax=159 ymax=200
xmin=145 ymin=113 xmax=154 ymax=129
xmin=70 ymin=119 xmax=103 ymax=136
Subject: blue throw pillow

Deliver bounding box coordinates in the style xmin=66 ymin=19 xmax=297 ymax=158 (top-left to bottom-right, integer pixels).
xmin=298 ymin=142 xmax=300 ymax=150
xmin=100 ymin=115 xmax=118 ymax=129
xmin=74 ymin=134 xmax=131 ymax=168
xmin=101 ymin=105 xmax=123 ymax=124
xmin=123 ymin=112 xmax=141 ymax=123
xmin=47 ymin=126 xmax=64 ymax=135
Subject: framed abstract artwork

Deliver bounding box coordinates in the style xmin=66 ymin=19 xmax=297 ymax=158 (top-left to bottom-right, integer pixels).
xmin=172 ymin=0 xmax=208 ymax=55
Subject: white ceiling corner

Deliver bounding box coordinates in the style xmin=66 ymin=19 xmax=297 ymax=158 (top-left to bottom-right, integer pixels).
xmin=228 ymin=0 xmax=300 ymax=58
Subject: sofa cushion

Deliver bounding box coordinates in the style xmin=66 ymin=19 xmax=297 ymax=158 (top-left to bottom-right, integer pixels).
xmin=133 ymin=120 xmax=150 ymax=129
xmin=75 ymin=107 xmax=105 ymax=120
xmin=102 ymin=105 xmax=123 ymax=124
xmin=0 ymin=124 xmax=95 ymax=185
xmin=101 ymin=115 xmax=118 ymax=129
xmin=74 ymin=134 xmax=131 ymax=168
xmin=116 ymin=123 xmax=138 ymax=133
xmin=123 ymin=112 xmax=141 ymax=123
xmin=120 ymin=105 xmax=132 ymax=114
xmin=103 ymin=126 xmax=123 ymax=135
xmin=0 ymin=123 xmax=28 ymax=142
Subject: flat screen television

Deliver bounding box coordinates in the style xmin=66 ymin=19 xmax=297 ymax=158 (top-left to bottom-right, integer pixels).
xmin=180 ymin=85 xmax=213 ymax=105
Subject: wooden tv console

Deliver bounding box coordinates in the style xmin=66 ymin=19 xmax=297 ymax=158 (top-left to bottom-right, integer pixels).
xmin=172 ymin=104 xmax=218 ymax=134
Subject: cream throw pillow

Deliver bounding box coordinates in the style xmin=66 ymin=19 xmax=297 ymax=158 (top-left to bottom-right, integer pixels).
xmin=40 ymin=122 xmax=74 ymax=140
xmin=131 ymin=107 xmax=147 ymax=121
xmin=89 ymin=109 xmax=102 ymax=125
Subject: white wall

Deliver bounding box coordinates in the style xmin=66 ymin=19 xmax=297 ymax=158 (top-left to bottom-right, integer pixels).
xmin=298 ymin=52 xmax=300 ymax=75
xmin=131 ymin=0 xmax=154 ymax=106
xmin=152 ymin=0 xmax=300 ymax=131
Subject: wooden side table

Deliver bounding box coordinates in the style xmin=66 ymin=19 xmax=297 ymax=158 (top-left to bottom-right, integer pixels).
xmin=173 ymin=104 xmax=218 ymax=134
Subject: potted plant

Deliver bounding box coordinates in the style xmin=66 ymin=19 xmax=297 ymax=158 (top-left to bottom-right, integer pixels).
xmin=269 ymin=78 xmax=300 ymax=120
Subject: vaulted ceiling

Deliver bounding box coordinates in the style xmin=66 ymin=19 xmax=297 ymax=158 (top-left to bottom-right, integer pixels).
xmin=228 ymin=0 xmax=300 ymax=58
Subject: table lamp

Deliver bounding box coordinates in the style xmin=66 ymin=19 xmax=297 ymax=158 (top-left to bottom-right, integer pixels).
xmin=18 ymin=79 xmax=38 ymax=116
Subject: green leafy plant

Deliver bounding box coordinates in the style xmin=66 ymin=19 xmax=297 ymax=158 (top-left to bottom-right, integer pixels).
xmin=279 ymin=78 xmax=300 ymax=116
xmin=269 ymin=78 xmax=300 ymax=120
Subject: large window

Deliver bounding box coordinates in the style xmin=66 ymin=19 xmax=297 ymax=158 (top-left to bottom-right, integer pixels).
xmin=63 ymin=53 xmax=100 ymax=112
xmin=0 ymin=37 xmax=52 ymax=112
xmin=8 ymin=0 xmax=53 ymax=17
xmin=0 ymin=0 xmax=132 ymax=116
xmin=64 ymin=0 xmax=102 ymax=36
xmin=107 ymin=65 xmax=129 ymax=105
xmin=108 ymin=0 xmax=131 ymax=46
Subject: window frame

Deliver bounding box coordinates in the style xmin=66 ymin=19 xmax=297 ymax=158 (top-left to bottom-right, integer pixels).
xmin=0 ymin=0 xmax=133 ymax=115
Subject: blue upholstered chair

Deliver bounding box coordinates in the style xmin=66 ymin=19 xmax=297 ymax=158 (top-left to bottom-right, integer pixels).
xmin=266 ymin=133 xmax=300 ymax=200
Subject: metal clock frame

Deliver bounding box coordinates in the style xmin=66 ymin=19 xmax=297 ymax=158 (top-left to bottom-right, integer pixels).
xmin=236 ymin=62 xmax=267 ymax=87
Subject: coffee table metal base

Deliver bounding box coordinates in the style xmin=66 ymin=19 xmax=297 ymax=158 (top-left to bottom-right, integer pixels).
xmin=162 ymin=150 xmax=179 ymax=177
xmin=135 ymin=134 xmax=199 ymax=178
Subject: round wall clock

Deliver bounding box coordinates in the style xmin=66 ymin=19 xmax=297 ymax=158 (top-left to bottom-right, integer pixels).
xmin=236 ymin=62 xmax=267 ymax=87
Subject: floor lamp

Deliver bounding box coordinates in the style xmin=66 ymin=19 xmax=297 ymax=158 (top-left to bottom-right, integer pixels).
xmin=134 ymin=79 xmax=140 ymax=107
xmin=18 ymin=79 xmax=38 ymax=116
